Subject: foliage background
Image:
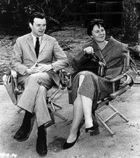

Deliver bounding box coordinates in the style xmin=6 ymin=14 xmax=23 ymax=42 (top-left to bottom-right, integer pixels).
xmin=0 ymin=0 xmax=85 ymax=33
xmin=123 ymin=0 xmax=140 ymax=42
xmin=0 ymin=0 xmax=140 ymax=43
xmin=1 ymin=0 xmax=140 ymax=82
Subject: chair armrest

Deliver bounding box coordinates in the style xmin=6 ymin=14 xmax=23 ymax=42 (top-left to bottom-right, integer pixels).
xmin=109 ymin=85 xmax=130 ymax=100
xmin=10 ymin=70 xmax=23 ymax=95
xmin=11 ymin=70 xmax=18 ymax=78
xmin=110 ymin=73 xmax=132 ymax=86
xmin=109 ymin=74 xmax=132 ymax=99
xmin=110 ymin=73 xmax=132 ymax=93
xmin=59 ymin=69 xmax=73 ymax=89
xmin=110 ymin=74 xmax=128 ymax=83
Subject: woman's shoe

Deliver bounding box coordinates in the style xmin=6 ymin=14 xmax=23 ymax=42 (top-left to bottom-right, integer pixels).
xmin=63 ymin=129 xmax=80 ymax=150
xmin=85 ymin=124 xmax=99 ymax=135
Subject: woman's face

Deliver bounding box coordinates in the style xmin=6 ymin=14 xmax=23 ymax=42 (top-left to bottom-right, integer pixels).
xmin=91 ymin=24 xmax=106 ymax=43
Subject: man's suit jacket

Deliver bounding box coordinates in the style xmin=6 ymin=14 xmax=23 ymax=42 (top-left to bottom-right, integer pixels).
xmin=10 ymin=33 xmax=68 ymax=86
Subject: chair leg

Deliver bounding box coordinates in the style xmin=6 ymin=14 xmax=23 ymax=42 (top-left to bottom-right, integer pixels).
xmin=95 ymin=103 xmax=129 ymax=136
xmin=95 ymin=112 xmax=114 ymax=136
xmin=108 ymin=103 xmax=129 ymax=123
xmin=17 ymin=108 xmax=23 ymax=113
xmin=51 ymin=102 xmax=63 ymax=110
xmin=50 ymin=101 xmax=68 ymax=123
xmin=51 ymin=111 xmax=68 ymax=122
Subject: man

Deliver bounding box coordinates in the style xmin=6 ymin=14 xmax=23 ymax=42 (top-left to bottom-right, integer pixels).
xmin=10 ymin=12 xmax=68 ymax=156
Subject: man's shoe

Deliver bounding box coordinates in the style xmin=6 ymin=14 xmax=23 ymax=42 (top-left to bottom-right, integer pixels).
xmin=13 ymin=115 xmax=35 ymax=142
xmin=13 ymin=125 xmax=31 ymax=142
xmin=36 ymin=136 xmax=47 ymax=156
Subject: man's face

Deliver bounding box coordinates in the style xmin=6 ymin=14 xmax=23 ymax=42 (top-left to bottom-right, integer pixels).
xmin=29 ymin=18 xmax=46 ymax=37
xmin=91 ymin=24 xmax=106 ymax=43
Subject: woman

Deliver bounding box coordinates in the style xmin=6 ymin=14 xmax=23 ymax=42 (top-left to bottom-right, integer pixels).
xmin=63 ymin=19 xmax=137 ymax=149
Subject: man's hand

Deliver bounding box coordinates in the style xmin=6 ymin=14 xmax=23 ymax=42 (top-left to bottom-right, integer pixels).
xmin=26 ymin=67 xmax=40 ymax=74
xmin=26 ymin=64 xmax=53 ymax=74
xmin=84 ymin=46 xmax=94 ymax=55
xmin=37 ymin=64 xmax=53 ymax=72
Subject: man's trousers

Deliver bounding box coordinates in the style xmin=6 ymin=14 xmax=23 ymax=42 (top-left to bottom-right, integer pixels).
xmin=18 ymin=72 xmax=54 ymax=127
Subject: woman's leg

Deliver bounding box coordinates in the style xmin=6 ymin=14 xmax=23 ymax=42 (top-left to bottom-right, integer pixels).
xmin=66 ymin=75 xmax=85 ymax=143
xmin=66 ymin=94 xmax=84 ymax=143
xmin=81 ymin=95 xmax=93 ymax=129
xmin=78 ymin=72 xmax=96 ymax=129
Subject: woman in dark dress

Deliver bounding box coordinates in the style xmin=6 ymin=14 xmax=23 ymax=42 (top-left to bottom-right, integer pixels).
xmin=63 ymin=19 xmax=137 ymax=149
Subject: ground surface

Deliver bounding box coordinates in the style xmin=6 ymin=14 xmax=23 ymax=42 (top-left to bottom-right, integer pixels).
xmin=1 ymin=80 xmax=140 ymax=158
xmin=0 ymin=27 xmax=140 ymax=158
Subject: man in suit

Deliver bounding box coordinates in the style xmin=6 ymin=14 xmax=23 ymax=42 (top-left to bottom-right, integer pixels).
xmin=10 ymin=11 xmax=68 ymax=156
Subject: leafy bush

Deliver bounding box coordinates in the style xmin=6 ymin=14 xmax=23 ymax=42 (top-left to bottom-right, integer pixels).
xmin=0 ymin=0 xmax=76 ymax=33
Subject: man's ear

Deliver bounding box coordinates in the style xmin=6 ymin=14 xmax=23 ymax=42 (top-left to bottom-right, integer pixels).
xmin=29 ymin=23 xmax=32 ymax=29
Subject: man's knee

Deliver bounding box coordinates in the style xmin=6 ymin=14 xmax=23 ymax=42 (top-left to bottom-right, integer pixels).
xmin=28 ymin=74 xmax=40 ymax=81
xmin=38 ymin=85 xmax=47 ymax=94
xmin=24 ymin=74 xmax=39 ymax=86
xmin=25 ymin=73 xmax=53 ymax=90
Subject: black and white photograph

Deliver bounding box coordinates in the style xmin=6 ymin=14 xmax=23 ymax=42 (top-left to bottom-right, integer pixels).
xmin=0 ymin=0 xmax=140 ymax=158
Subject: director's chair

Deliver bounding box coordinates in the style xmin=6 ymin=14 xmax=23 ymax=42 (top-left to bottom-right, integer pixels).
xmin=95 ymin=73 xmax=131 ymax=136
xmin=2 ymin=69 xmax=70 ymax=126
xmin=95 ymin=50 xmax=136 ymax=136
xmin=66 ymin=49 xmax=136 ymax=136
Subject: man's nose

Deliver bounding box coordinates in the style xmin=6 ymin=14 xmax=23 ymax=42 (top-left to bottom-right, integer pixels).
xmin=40 ymin=26 xmax=44 ymax=30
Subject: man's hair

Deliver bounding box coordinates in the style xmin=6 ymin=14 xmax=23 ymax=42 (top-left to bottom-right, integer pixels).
xmin=29 ymin=12 xmax=46 ymax=24
xmin=87 ymin=19 xmax=105 ymax=36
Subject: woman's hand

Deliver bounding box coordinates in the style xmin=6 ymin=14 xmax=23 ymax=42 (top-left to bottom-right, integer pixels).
xmin=84 ymin=46 xmax=94 ymax=55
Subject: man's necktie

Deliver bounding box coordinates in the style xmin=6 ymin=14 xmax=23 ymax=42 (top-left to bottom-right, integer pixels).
xmin=35 ymin=37 xmax=40 ymax=58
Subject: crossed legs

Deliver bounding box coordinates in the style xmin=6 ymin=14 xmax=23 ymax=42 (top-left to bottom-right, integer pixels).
xmin=63 ymin=74 xmax=99 ymax=150
xmin=14 ymin=72 xmax=54 ymax=156
xmin=66 ymin=75 xmax=94 ymax=143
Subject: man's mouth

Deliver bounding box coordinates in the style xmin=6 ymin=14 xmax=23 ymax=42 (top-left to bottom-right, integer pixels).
xmin=39 ymin=31 xmax=44 ymax=33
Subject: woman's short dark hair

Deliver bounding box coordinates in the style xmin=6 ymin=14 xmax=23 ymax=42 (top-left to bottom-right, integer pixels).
xmin=87 ymin=19 xmax=105 ymax=36
xmin=29 ymin=12 xmax=46 ymax=25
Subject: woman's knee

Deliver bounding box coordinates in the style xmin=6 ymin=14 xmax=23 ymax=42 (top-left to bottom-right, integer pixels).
xmin=79 ymin=75 xmax=85 ymax=87
xmin=78 ymin=71 xmax=93 ymax=76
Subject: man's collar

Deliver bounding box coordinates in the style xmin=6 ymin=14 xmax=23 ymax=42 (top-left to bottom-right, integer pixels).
xmin=31 ymin=33 xmax=43 ymax=41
